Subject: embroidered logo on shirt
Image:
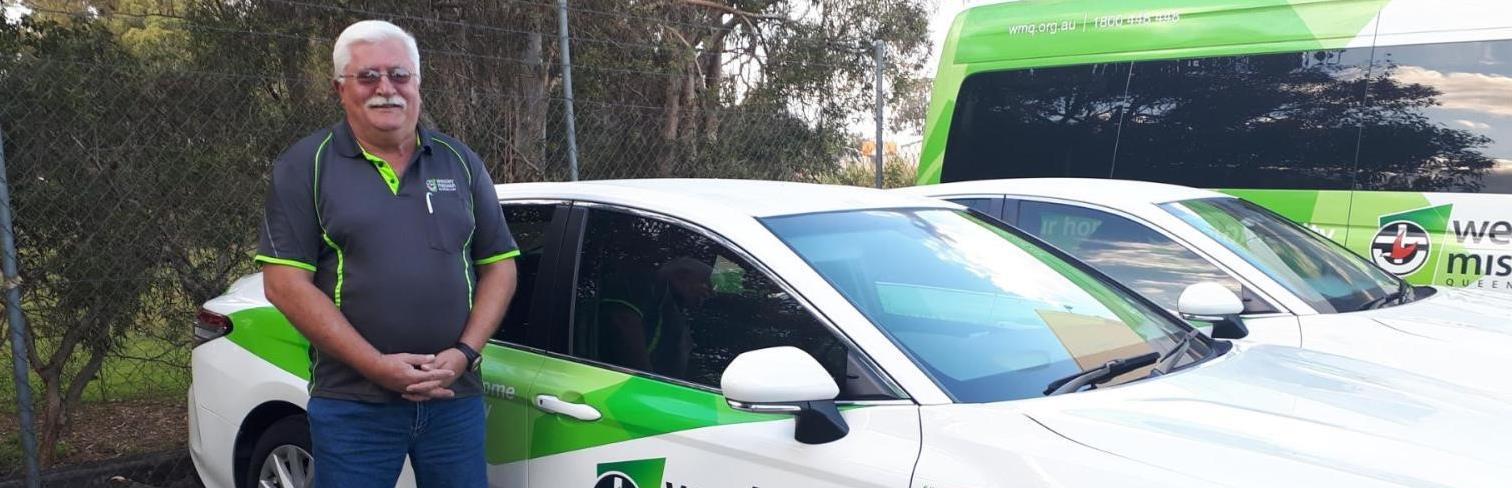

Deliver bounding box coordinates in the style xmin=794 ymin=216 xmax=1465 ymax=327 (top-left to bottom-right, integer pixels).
xmin=426 ymin=179 xmax=458 ymax=192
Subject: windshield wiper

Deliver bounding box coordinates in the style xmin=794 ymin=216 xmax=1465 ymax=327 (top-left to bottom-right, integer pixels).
xmin=1357 ymin=279 xmax=1410 ymax=311
xmin=1150 ymin=329 xmax=1202 ymax=377
xmin=1043 ymin=351 xmax=1160 ymax=396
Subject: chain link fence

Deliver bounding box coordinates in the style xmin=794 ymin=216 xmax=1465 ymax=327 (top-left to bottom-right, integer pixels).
xmin=1 ymin=0 xmax=925 ymax=485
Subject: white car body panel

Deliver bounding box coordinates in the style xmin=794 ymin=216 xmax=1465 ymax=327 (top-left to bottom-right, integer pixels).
xmin=191 ymin=274 xmax=419 ymax=488
xmin=915 ymin=343 xmax=1512 ymax=487
xmin=526 ymin=406 xmax=920 ymax=487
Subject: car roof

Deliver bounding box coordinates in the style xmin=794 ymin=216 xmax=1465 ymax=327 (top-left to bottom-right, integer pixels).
xmin=895 ymin=178 xmax=1231 ymax=208
xmin=494 ymin=178 xmax=958 ymax=218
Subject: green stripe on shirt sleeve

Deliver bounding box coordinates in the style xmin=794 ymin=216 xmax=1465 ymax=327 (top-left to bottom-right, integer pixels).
xmin=475 ymin=249 xmax=521 ymax=265
xmin=254 ymin=255 xmax=317 ymax=272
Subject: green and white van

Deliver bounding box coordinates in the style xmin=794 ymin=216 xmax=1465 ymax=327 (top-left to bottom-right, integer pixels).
xmin=917 ymin=0 xmax=1512 ymax=292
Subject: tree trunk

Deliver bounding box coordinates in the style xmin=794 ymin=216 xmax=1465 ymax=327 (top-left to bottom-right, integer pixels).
xmin=515 ymin=31 xmax=547 ymax=180
xmin=660 ymin=63 xmax=685 ymax=177
xmin=698 ymin=31 xmax=728 ymax=143
xmin=36 ymin=369 xmax=63 ymax=467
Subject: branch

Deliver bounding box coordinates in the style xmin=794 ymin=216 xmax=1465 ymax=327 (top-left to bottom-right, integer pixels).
xmin=62 ymin=348 xmax=106 ymax=416
xmin=109 ymin=351 xmax=189 ymax=370
xmin=673 ymin=0 xmax=784 ymax=21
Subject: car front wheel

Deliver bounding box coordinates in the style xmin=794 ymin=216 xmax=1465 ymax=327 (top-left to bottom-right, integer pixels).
xmin=245 ymin=415 xmax=312 ymax=488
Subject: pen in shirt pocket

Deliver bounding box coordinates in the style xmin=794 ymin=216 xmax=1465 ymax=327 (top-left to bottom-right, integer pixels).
xmin=425 ymin=191 xmax=434 ymax=214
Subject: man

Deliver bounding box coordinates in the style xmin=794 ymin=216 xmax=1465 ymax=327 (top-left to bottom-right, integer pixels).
xmin=254 ymin=19 xmax=518 ymax=487
xmin=598 ymin=257 xmax=713 ymax=378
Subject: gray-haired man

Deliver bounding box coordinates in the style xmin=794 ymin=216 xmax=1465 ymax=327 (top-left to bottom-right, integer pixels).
xmin=255 ymin=19 xmax=517 ymax=487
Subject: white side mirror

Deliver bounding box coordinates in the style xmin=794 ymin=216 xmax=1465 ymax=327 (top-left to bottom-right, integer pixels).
xmin=721 ymin=346 xmax=849 ymax=444
xmin=1178 ymin=282 xmax=1244 ymax=317
xmin=721 ymin=346 xmax=839 ymax=404
xmin=1177 ymin=282 xmax=1249 ymax=339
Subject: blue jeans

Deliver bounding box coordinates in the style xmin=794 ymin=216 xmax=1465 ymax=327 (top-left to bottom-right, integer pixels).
xmin=308 ymin=396 xmax=486 ymax=488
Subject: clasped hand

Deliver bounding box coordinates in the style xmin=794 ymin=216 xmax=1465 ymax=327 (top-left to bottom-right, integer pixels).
xmin=366 ymin=349 xmax=469 ymax=402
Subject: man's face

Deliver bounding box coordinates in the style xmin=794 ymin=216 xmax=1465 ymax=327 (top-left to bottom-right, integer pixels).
xmin=669 ymin=271 xmax=714 ymax=309
xmin=336 ymin=38 xmax=421 ymax=135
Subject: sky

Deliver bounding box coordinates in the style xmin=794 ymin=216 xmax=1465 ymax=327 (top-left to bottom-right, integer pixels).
xmin=2 ymin=2 xmax=30 ymax=24
xmin=929 ymin=1 xmax=1018 ymax=63
xmin=871 ymin=0 xmax=1006 ymax=147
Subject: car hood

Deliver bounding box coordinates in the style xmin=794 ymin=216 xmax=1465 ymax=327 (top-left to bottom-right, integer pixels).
xmin=1293 ymin=287 xmax=1512 ymax=395
xmin=1015 ymin=345 xmax=1512 ymax=487
xmin=1352 ymin=287 xmax=1512 ymax=336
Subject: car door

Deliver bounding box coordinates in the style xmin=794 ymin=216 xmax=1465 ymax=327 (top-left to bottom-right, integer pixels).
xmin=480 ymin=201 xmax=572 ymax=486
xmin=1008 ymin=198 xmax=1302 ymax=347
xmin=524 ymin=204 xmax=920 ymax=488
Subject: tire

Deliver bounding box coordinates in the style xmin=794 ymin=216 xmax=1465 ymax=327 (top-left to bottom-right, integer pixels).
xmin=244 ymin=415 xmax=313 ymax=488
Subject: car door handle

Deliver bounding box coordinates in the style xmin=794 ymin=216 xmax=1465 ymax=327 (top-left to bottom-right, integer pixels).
xmin=534 ymin=395 xmax=601 ymax=421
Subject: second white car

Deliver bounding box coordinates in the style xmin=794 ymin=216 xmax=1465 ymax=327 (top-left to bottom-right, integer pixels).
xmin=901 ymin=178 xmax=1512 ymax=397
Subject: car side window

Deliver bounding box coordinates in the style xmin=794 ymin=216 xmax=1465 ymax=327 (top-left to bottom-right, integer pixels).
xmin=1016 ymin=201 xmax=1274 ymax=313
xmin=947 ymin=198 xmax=997 ymax=217
xmin=569 ymin=207 xmax=895 ymax=400
xmin=494 ymin=203 xmax=555 ymax=345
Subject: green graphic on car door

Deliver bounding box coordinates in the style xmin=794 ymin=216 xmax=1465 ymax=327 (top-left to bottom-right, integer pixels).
xmin=220 ymin=308 xmax=790 ymax=467
xmin=1356 ymin=201 xmax=1453 ymax=284
xmin=595 ymin=458 xmax=665 ymax=488
xmin=525 ymin=353 xmax=776 ymax=463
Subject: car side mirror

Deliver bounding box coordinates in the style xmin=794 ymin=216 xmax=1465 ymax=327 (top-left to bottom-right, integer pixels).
xmin=721 ymin=346 xmax=849 ymax=444
xmin=1178 ymin=282 xmax=1249 ymax=340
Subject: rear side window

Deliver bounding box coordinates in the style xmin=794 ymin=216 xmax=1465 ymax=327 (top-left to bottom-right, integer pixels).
xmin=943 ymin=63 xmax=1132 ymax=183
xmin=1356 ymin=39 xmax=1512 ymax=193
xmin=494 ymin=204 xmax=555 ymax=345
xmin=946 ymin=198 xmax=999 ymax=219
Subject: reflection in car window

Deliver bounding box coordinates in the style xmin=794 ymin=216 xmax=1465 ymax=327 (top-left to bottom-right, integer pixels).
xmin=1015 ymin=201 xmax=1270 ymax=313
xmin=1163 ymin=198 xmax=1399 ymax=313
xmin=765 ymin=209 xmax=1199 ymax=403
xmin=944 ymin=63 xmax=1131 ymax=183
xmin=1358 ymin=40 xmax=1512 ymax=193
xmin=571 ymin=208 xmax=891 ymax=400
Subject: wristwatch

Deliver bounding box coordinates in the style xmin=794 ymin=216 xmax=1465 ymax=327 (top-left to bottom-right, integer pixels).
xmin=453 ymin=342 xmax=482 ymax=372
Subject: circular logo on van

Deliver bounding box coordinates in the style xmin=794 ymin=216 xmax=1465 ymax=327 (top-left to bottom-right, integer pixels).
xmin=594 ymin=472 xmax=638 ymax=488
xmin=1371 ymin=220 xmax=1431 ymax=276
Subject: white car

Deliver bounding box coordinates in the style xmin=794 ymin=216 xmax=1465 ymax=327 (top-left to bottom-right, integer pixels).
xmin=900 ymin=178 xmax=1512 ymax=396
xmin=190 ymin=179 xmax=1512 ymax=488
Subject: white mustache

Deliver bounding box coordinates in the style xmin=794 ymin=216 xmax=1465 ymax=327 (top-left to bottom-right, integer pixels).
xmin=366 ymin=96 xmax=406 ymax=109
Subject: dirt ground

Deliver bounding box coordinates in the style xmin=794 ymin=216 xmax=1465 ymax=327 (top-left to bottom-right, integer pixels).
xmin=2 ymin=399 xmax=188 ymax=476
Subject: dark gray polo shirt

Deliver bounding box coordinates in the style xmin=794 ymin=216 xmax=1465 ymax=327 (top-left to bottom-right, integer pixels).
xmin=255 ymin=120 xmax=518 ymax=403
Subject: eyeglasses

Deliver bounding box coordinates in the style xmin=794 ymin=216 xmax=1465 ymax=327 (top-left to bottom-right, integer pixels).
xmin=339 ymin=67 xmax=414 ymax=86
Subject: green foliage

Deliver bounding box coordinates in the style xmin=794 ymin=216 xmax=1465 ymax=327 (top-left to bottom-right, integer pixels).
xmin=815 ymin=156 xmax=918 ymax=189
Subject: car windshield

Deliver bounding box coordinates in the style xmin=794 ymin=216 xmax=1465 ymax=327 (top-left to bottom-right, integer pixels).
xmin=763 ymin=209 xmax=1202 ymax=403
xmin=1161 ymin=198 xmax=1401 ymax=313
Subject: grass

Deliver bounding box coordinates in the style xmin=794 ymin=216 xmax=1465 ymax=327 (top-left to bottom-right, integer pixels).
xmin=0 ymin=331 xmax=190 ymax=414
xmin=1 ymin=429 xmax=73 ymax=476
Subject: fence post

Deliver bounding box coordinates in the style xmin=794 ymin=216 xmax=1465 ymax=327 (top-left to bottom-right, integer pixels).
xmin=873 ymin=40 xmax=886 ymax=189
xmin=0 ymin=125 xmax=42 ymax=488
xmin=557 ymin=0 xmax=581 ymax=181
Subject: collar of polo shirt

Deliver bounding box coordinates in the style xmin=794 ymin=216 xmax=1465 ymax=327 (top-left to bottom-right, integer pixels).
xmin=350 ymin=128 xmax=427 ymax=196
